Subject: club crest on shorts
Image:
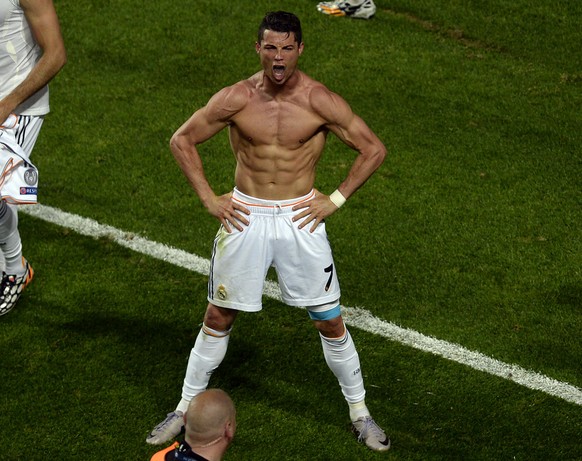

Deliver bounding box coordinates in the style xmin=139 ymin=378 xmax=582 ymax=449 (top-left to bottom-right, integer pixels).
xmin=216 ymin=284 xmax=227 ymax=300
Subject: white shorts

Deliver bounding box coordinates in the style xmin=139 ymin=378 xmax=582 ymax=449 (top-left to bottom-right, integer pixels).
xmin=0 ymin=129 xmax=38 ymax=205
xmin=208 ymin=188 xmax=341 ymax=312
xmin=13 ymin=115 xmax=44 ymax=157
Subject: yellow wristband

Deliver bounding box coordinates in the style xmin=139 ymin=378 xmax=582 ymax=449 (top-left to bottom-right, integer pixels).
xmin=329 ymin=189 xmax=346 ymax=208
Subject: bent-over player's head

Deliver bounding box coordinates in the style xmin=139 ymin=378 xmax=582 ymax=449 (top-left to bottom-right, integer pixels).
xmin=184 ymin=389 xmax=237 ymax=449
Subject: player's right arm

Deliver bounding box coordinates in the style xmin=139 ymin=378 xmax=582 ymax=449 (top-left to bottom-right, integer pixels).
xmin=170 ymin=84 xmax=250 ymax=232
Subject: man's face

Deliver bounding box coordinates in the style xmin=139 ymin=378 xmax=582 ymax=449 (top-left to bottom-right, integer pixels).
xmin=256 ymin=30 xmax=304 ymax=85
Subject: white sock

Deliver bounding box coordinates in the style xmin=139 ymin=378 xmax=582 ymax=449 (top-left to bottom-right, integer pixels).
xmin=320 ymin=327 xmax=366 ymax=413
xmin=348 ymin=400 xmax=371 ymax=422
xmin=177 ymin=323 xmax=231 ymax=413
xmin=0 ymin=202 xmax=24 ymax=276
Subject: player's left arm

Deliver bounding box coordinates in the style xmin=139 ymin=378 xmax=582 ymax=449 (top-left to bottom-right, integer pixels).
xmin=319 ymin=89 xmax=387 ymax=200
xmin=0 ymin=0 xmax=66 ymax=121
xmin=293 ymin=86 xmax=387 ymax=231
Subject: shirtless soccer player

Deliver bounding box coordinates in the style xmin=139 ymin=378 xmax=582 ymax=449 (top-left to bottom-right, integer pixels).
xmin=147 ymin=11 xmax=390 ymax=453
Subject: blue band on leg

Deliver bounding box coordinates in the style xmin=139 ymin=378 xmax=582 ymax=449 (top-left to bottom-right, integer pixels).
xmin=308 ymin=304 xmax=341 ymax=321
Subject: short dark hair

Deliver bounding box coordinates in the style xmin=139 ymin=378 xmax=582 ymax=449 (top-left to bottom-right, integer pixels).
xmin=257 ymin=11 xmax=302 ymax=45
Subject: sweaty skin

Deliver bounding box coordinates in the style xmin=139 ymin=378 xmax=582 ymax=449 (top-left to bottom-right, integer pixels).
xmin=170 ymin=29 xmax=386 ymax=337
xmin=170 ymin=29 xmax=386 ymax=235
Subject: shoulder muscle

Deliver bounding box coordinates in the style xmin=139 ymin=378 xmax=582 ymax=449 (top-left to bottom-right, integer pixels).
xmin=308 ymin=84 xmax=354 ymax=127
xmin=204 ymin=81 xmax=251 ymax=124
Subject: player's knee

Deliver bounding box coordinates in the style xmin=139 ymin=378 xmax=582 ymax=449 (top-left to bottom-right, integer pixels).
xmin=314 ymin=317 xmax=345 ymax=338
xmin=204 ymin=303 xmax=238 ymax=331
xmin=308 ymin=302 xmax=344 ymax=338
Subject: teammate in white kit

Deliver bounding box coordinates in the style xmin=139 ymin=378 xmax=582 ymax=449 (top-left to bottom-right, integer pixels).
xmin=0 ymin=0 xmax=66 ymax=316
xmin=147 ymin=11 xmax=390 ymax=452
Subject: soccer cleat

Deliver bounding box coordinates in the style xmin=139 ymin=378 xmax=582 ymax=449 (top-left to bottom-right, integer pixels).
xmin=351 ymin=416 xmax=391 ymax=452
xmin=0 ymin=259 xmax=34 ymax=316
xmin=146 ymin=411 xmax=184 ymax=445
xmin=317 ymin=0 xmax=377 ymax=19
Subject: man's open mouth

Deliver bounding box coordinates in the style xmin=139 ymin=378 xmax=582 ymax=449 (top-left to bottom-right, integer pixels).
xmin=273 ymin=65 xmax=285 ymax=80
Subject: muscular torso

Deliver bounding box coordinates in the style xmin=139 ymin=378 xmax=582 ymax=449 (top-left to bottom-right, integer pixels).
xmin=227 ymin=71 xmax=329 ymax=200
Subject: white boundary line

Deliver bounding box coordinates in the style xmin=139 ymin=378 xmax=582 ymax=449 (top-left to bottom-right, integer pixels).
xmin=22 ymin=203 xmax=582 ymax=406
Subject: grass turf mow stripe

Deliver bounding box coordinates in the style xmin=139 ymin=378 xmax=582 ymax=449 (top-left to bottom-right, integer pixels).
xmin=21 ymin=203 xmax=582 ymax=407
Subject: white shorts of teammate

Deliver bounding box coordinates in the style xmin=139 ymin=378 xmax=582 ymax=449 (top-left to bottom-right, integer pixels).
xmin=208 ymin=188 xmax=341 ymax=316
xmin=1 ymin=115 xmax=45 ymax=157
xmin=0 ymin=115 xmax=43 ymax=205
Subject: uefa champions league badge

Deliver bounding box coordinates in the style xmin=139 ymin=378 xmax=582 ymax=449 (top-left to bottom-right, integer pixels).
xmin=19 ymin=167 xmax=38 ymax=197
xmin=20 ymin=167 xmax=38 ymax=196
xmin=24 ymin=168 xmax=38 ymax=186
